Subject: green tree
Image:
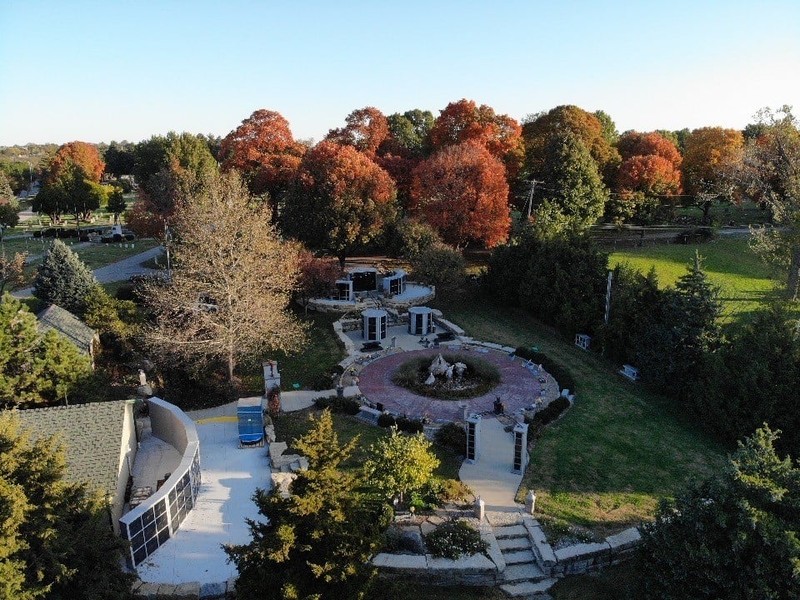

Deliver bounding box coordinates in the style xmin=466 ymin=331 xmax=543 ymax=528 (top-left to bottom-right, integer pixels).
xmin=32 ymin=182 xmax=68 ymax=224
xmin=36 ymin=330 xmax=92 ymax=405
xmin=364 ymin=428 xmax=439 ymax=503
xmin=226 ymin=410 xmax=392 ymax=600
xmin=106 ymin=186 xmax=126 ymax=223
xmin=0 ymin=412 xmax=134 ymax=600
xmin=385 ymin=109 xmax=434 ymax=157
xmin=638 ymin=425 xmax=800 ymax=599
xmin=409 ymin=244 xmax=465 ymax=292
xmin=0 ymin=173 xmax=20 ymax=237
xmin=33 ymin=239 xmax=98 ymax=316
xmin=531 ymin=132 xmax=608 ymax=238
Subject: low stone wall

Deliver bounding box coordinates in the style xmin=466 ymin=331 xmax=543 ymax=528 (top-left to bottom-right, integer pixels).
xmin=372 ymin=552 xmax=499 ymax=587
xmin=132 ymin=578 xmax=236 ymax=599
xmin=525 ymin=516 xmax=641 ymax=577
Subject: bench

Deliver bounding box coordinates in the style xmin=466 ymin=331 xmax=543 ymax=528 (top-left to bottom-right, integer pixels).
xmin=361 ymin=341 xmax=382 ymax=352
xmin=620 ymin=364 xmax=640 ymax=381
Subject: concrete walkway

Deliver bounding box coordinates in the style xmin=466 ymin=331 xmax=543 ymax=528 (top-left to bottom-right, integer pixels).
xmin=459 ymin=416 xmax=524 ymax=512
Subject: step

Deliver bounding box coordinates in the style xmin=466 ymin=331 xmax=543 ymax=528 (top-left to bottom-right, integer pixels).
xmin=500 ymin=578 xmax=558 ymax=597
xmin=503 ymin=549 xmax=535 ymax=565
xmin=493 ymin=525 xmax=528 ymax=539
xmin=501 ymin=563 xmax=546 ymax=583
xmin=498 ymin=537 xmax=532 ymax=552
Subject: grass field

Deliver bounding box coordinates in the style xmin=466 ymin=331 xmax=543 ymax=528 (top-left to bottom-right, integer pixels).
xmin=609 ymin=235 xmax=785 ymax=323
xmin=431 ymin=293 xmax=726 ymax=539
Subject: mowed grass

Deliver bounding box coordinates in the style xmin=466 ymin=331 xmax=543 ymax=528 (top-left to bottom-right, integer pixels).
xmin=432 ymin=293 xmax=726 ymax=538
xmin=609 ymin=235 xmax=783 ymax=323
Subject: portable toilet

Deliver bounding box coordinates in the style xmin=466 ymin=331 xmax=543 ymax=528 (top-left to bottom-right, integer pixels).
xmin=237 ymin=397 xmax=265 ymax=447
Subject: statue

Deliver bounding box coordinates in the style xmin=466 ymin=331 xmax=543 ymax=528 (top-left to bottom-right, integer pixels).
xmin=428 ymin=354 xmax=450 ymax=377
xmin=424 ymin=372 xmax=436 ymax=385
xmin=445 ymin=365 xmax=454 ymax=379
xmin=454 ymin=362 xmax=467 ymax=378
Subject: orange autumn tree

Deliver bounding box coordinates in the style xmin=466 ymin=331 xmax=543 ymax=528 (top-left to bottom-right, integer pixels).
xmin=410 ymin=142 xmax=510 ymax=249
xmin=219 ymin=109 xmax=306 ymax=209
xmin=428 ymin=99 xmax=524 ymax=180
xmin=282 ymin=141 xmax=397 ymax=267
xmin=610 ymin=131 xmax=683 ymax=223
xmin=326 ymin=107 xmax=389 ymax=159
xmin=47 ymin=141 xmax=105 ymax=183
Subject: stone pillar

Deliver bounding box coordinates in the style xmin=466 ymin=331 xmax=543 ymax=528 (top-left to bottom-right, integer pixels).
xmin=263 ymin=361 xmax=281 ymax=394
xmin=474 ymin=496 xmax=485 ymax=521
xmin=465 ymin=414 xmax=481 ymax=463
xmin=512 ymin=422 xmax=528 ymax=474
xmin=525 ymin=490 xmax=536 ymax=515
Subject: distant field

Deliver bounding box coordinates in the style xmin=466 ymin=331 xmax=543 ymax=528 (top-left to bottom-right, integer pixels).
xmin=609 ymin=235 xmax=784 ymax=323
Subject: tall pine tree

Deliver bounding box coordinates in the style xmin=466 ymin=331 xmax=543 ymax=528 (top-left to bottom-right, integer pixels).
xmin=33 ymin=239 xmax=98 ymax=316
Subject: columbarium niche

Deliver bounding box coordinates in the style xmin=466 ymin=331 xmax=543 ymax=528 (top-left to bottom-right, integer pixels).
xmin=382 ymin=269 xmax=407 ymax=297
xmin=362 ymin=308 xmax=388 ymax=342
xmin=408 ymin=305 xmax=434 ymax=335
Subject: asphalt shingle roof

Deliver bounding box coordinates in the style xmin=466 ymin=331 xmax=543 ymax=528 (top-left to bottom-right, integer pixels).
xmin=36 ymin=304 xmax=97 ymax=356
xmin=16 ymin=401 xmax=131 ymax=497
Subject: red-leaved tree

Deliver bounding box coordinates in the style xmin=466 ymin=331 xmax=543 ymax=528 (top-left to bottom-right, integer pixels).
xmin=326 ymin=107 xmax=389 ymax=159
xmin=47 ymin=141 xmax=105 ymax=183
xmin=410 ymin=142 xmax=510 ymax=249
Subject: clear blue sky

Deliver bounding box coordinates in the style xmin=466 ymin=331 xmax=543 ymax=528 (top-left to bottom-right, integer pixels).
xmin=1 ymin=1 xmax=798 ymax=146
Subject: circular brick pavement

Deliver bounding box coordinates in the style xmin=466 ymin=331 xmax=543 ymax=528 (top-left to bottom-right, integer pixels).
xmin=357 ymin=348 xmax=551 ymax=422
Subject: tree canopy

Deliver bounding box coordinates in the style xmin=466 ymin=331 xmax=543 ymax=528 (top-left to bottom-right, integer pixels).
xmin=326 ymin=107 xmax=389 ymax=159
xmin=47 ymin=141 xmax=105 ymax=184
xmin=282 ymin=140 xmax=397 ymax=266
xmin=143 ymin=170 xmax=306 ymax=381
xmin=33 ymin=239 xmax=98 ymax=316
xmin=410 ymin=141 xmax=510 ymax=248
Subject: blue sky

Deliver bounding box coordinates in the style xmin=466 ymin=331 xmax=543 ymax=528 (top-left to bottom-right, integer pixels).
xmin=1 ymin=1 xmax=798 ymax=146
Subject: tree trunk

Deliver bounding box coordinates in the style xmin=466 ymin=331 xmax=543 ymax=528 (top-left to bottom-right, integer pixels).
xmin=787 ymin=246 xmax=800 ymax=301
xmin=228 ymin=345 xmax=236 ymax=382
xmin=338 ymin=252 xmax=346 ymax=270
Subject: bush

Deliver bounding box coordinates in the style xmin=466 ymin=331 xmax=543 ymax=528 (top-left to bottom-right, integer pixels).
xmin=514 ymin=347 xmax=577 ymax=394
xmin=422 ymin=478 xmax=472 ymax=505
xmin=395 ymin=416 xmax=424 ymax=434
xmin=526 ymin=395 xmax=571 ymax=430
xmin=409 ymin=244 xmax=466 ymax=290
xmin=313 ymin=395 xmax=361 ymax=415
xmin=378 ymin=413 xmax=397 ymax=428
xmin=424 ymin=520 xmax=487 ymax=559
xmin=435 ymin=422 xmax=466 ymax=456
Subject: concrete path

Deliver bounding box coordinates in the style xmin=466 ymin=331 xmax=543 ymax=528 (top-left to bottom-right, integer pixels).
xmin=459 ymin=416 xmax=524 ymax=512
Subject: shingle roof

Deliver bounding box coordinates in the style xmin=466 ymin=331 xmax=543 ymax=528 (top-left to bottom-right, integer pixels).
xmin=36 ymin=304 xmax=97 ymax=356
xmin=16 ymin=401 xmax=132 ymax=497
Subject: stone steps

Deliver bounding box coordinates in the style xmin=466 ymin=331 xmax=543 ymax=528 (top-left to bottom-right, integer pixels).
xmin=503 ymin=549 xmax=535 ymax=565
xmin=501 ymin=563 xmax=546 ymax=583
xmin=500 ymin=578 xmax=558 ymax=598
xmin=493 ymin=525 xmax=528 ymax=539
xmin=498 ymin=536 xmax=532 ymax=552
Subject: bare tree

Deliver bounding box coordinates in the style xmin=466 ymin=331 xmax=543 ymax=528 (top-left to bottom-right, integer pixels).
xmin=143 ymin=171 xmax=306 ymax=381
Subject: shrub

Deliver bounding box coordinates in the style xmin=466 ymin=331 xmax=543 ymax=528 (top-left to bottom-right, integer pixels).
xmin=377 ymin=413 xmax=397 ymax=428
xmin=515 ymin=347 xmax=577 ymax=394
xmin=424 ymin=520 xmax=487 ymax=559
xmin=313 ymin=395 xmax=361 ymax=415
xmin=395 ymin=416 xmax=424 ymax=434
xmin=435 ymin=422 xmax=466 ymax=456
xmin=423 ymin=478 xmax=472 ymax=505
xmin=526 ymin=395 xmax=571 ymax=431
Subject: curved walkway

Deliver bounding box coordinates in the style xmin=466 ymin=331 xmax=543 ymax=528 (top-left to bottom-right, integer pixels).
xmin=357 ymin=347 xmax=552 ymax=422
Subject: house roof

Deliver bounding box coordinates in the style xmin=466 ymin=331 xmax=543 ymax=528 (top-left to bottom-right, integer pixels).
xmin=16 ymin=400 xmax=134 ymax=497
xmin=36 ymin=304 xmax=97 ymax=355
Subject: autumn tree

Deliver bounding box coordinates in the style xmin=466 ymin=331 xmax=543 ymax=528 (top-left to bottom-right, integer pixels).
xmin=637 ymin=425 xmax=800 ymax=600
xmin=143 ymin=170 xmax=306 ymax=381
xmin=282 ymin=140 xmax=397 ymax=267
xmin=326 ymin=107 xmax=389 ymax=159
xmin=529 ymin=132 xmax=608 ymax=237
xmin=610 ymin=132 xmax=683 ymax=223
xmin=0 ymin=412 xmax=134 ymax=600
xmin=226 ymin=410 xmax=392 ymax=600
xmin=738 ymin=107 xmax=800 ymax=299
xmin=428 ymin=99 xmax=524 ymax=179
xmin=0 ymin=172 xmax=20 ymax=236
xmin=0 ymin=251 xmax=26 ymax=294
xmin=523 ymin=105 xmax=621 ymax=185
xmin=296 ymin=249 xmax=341 ymax=313
xmin=410 ymin=141 xmax=510 ymax=248
xmin=219 ymin=109 xmax=306 ymax=210
xmin=47 ymin=141 xmax=105 ymax=184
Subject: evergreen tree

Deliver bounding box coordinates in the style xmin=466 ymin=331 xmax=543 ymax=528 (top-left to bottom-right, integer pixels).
xmin=0 ymin=412 xmax=134 ymax=600
xmin=0 ymin=294 xmax=92 ymax=408
xmin=226 ymin=410 xmax=392 ymax=600
xmin=638 ymin=425 xmax=800 ymax=599
xmin=33 ymin=239 xmax=98 ymax=316
xmin=532 ymin=132 xmax=608 ymax=238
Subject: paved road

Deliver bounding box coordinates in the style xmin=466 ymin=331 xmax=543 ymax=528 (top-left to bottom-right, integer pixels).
xmin=12 ymin=245 xmax=165 ymax=298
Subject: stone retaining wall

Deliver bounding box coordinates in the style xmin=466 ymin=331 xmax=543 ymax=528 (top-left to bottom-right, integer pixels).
xmin=132 ymin=577 xmax=236 ymax=599
xmin=372 ymin=552 xmax=499 ymax=586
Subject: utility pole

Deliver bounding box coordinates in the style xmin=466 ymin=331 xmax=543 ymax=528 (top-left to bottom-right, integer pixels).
xmin=523 ymin=179 xmax=544 ymax=220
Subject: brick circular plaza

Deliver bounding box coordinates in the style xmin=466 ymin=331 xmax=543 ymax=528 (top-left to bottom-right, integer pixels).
xmin=357 ymin=348 xmax=553 ymax=422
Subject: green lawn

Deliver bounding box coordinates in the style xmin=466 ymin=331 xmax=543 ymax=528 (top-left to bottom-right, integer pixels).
xmin=609 ymin=235 xmax=784 ymax=323
xmin=432 ymin=293 xmax=726 ymax=539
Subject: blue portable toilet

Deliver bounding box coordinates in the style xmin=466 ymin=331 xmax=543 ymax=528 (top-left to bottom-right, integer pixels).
xmin=237 ymin=397 xmax=265 ymax=447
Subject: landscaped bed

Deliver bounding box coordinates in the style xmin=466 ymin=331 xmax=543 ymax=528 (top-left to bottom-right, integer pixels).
xmin=391 ymin=353 xmax=500 ymax=400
